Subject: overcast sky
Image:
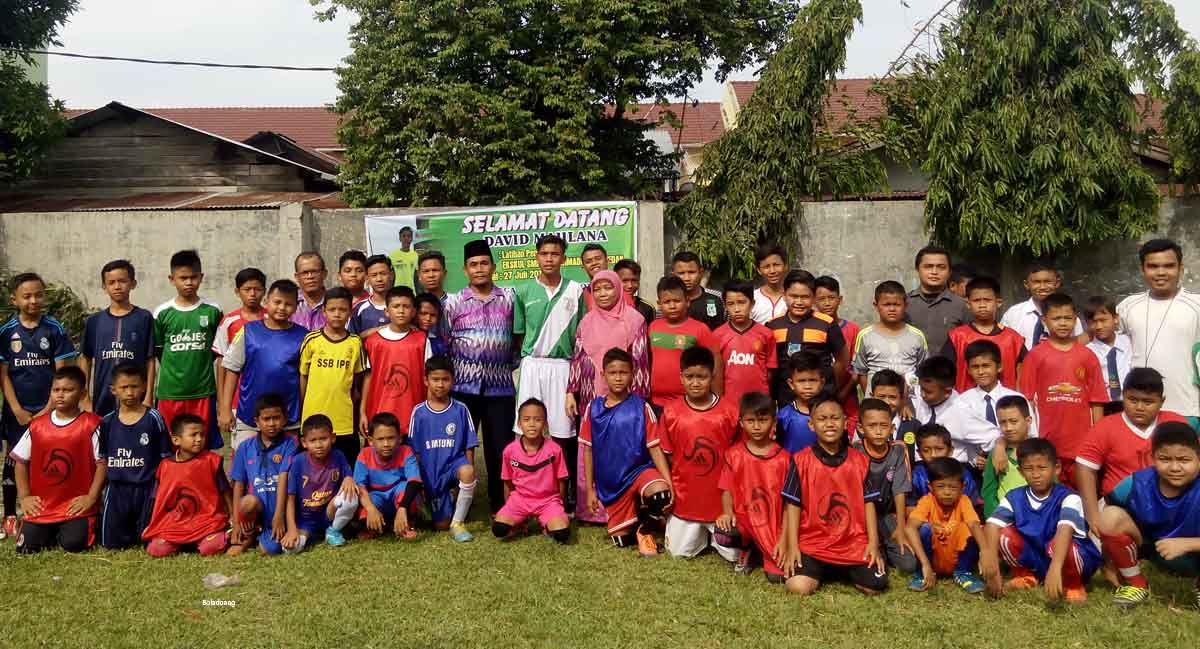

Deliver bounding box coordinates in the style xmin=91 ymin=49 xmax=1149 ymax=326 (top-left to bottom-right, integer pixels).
xmin=47 ymin=0 xmax=1200 ymax=108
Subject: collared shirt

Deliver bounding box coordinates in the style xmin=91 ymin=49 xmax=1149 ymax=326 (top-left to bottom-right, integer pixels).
xmin=513 ymin=276 xmax=584 ymax=359
xmin=959 ymin=383 xmax=1038 ymax=446
xmin=1086 ymin=334 xmax=1132 ymax=400
xmin=751 ymin=287 xmax=788 ymax=324
xmin=444 ymin=284 xmax=516 ymax=397
xmin=1117 ymin=288 xmax=1200 ymax=417
xmin=291 ymin=292 xmax=327 ymax=331
xmin=912 ymin=391 xmax=997 ymax=463
xmin=904 ymin=288 xmax=971 ymax=355
xmin=999 ymin=298 xmax=1085 ymax=350
xmin=688 ymin=287 xmax=726 ymax=330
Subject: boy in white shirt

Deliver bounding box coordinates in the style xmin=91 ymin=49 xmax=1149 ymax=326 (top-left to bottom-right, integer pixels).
xmin=1000 ymin=261 xmax=1084 ymax=350
xmin=1083 ymin=296 xmax=1131 ymax=416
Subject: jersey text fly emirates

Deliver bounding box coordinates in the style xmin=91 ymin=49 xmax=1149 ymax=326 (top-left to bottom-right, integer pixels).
xmin=169 ymin=331 xmax=208 ymax=353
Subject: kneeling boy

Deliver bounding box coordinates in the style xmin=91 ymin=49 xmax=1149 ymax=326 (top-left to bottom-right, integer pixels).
xmin=408 ymin=356 xmax=478 ymax=543
xmin=282 ymin=415 xmax=358 ymax=552
xmin=494 ymin=398 xmax=571 ymax=543
xmin=229 ymin=394 xmax=298 ymax=555
xmin=355 ymin=413 xmax=423 ymax=540
xmin=141 ymin=414 xmax=231 ymax=557
xmin=905 ymin=457 xmax=988 ymax=593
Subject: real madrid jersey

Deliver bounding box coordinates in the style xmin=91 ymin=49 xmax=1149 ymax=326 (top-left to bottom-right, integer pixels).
xmin=153 ymin=299 xmax=222 ymax=400
xmin=99 ymin=408 xmax=170 ymax=484
xmin=407 ymin=399 xmax=478 ymax=491
xmin=0 ymin=316 xmax=77 ymax=412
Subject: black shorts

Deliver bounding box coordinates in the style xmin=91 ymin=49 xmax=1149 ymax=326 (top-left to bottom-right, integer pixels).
xmin=100 ymin=482 xmax=155 ymax=549
xmin=17 ymin=518 xmax=93 ymax=554
xmin=795 ymin=552 xmax=888 ymax=592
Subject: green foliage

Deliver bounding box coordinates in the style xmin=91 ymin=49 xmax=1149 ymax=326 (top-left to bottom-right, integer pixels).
xmin=0 ymin=271 xmax=92 ymax=344
xmin=313 ymin=0 xmax=801 ymax=207
xmin=1163 ymin=49 xmax=1200 ymax=194
xmin=671 ymin=0 xmax=885 ymax=277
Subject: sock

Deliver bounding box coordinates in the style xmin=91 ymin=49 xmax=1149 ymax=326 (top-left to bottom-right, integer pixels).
xmin=453 ymin=480 xmax=476 ymax=525
xmin=550 ymin=528 xmax=570 ymax=544
xmin=330 ymin=494 xmax=359 ymax=532
xmin=1101 ymin=533 xmax=1147 ymax=588
xmin=492 ymin=521 xmax=512 ymax=538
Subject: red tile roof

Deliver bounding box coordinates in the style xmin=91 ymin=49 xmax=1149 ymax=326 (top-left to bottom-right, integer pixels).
xmin=64 ymin=106 xmax=343 ymax=151
xmin=0 ymin=191 xmax=345 ymax=213
xmin=624 ymin=102 xmax=725 ymax=146
xmin=730 ymin=78 xmax=887 ymax=132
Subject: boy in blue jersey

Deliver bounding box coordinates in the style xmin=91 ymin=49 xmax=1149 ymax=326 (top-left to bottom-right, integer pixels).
xmin=219 ymin=279 xmax=307 ymax=448
xmin=1100 ymin=422 xmax=1200 ymax=609
xmin=408 ymin=355 xmax=477 ymax=542
xmin=776 ymin=352 xmax=823 ymax=453
xmin=981 ymin=438 xmax=1102 ymax=604
xmin=99 ymin=362 xmax=170 ymax=549
xmin=871 ymin=369 xmax=920 ymax=465
xmin=908 ymin=424 xmax=979 ymax=507
xmin=1 ymin=272 xmax=77 ymax=537
xmin=355 ymin=412 xmax=423 ymax=539
xmin=349 ymin=254 xmax=394 ymax=336
xmin=80 ymin=260 xmax=155 ymax=417
xmin=228 ymin=394 xmax=298 ymax=555
xmin=282 ymin=415 xmax=358 ymax=551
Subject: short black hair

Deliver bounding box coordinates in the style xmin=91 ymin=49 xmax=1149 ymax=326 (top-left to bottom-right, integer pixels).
xmin=365 ymin=254 xmax=393 ymax=273
xmin=1017 ymin=438 xmax=1057 ymax=465
xmin=254 ymin=393 xmax=286 ymax=417
xmin=294 ymin=251 xmax=326 ymax=272
xmin=302 ymin=414 xmax=334 ymax=436
xmin=814 ymin=275 xmax=841 ymax=294
xmin=170 ymin=413 xmax=205 ymax=436
xmin=369 ymin=412 xmax=401 ymax=436
xmin=399 ymin=226 xmax=413 ymax=235
xmin=1123 ymin=367 xmax=1165 ymax=397
xmin=739 ymin=391 xmax=776 ymax=418
xmin=267 ymin=279 xmax=300 ymax=301
xmin=1042 ymin=293 xmax=1075 ymax=314
xmin=1139 ymin=238 xmax=1182 ymax=265
xmin=754 ymin=242 xmax=787 ymax=267
xmin=874 ymin=280 xmax=906 ymax=301
xmin=338 ymin=249 xmax=367 ymax=270
xmin=965 ymin=276 xmax=1000 ymax=298
xmin=414 ymin=292 xmax=443 ymax=317
xmin=111 ymin=360 xmax=147 ymax=383
xmin=782 ymin=269 xmax=815 ymax=292
xmin=926 ymin=456 xmax=965 ymax=482
xmin=518 ymin=397 xmax=548 ymax=418
xmin=809 ymin=394 xmax=845 ymax=416
xmin=101 ymin=259 xmax=136 ymax=283
xmin=53 ymin=365 xmax=87 ymax=390
xmin=424 ymin=354 xmax=453 ymax=376
xmin=788 ymin=351 xmax=823 ymax=376
xmin=603 ymin=347 xmax=633 ymax=369
xmin=9 ymin=272 xmax=44 ymax=292
xmin=915 ymin=423 xmax=952 ymax=448
xmin=963 ymin=339 xmax=1001 ymax=365
xmin=914 ymin=245 xmax=951 ymax=270
xmin=170 ymin=249 xmax=202 ymax=274
xmin=723 ymin=280 xmax=755 ymax=303
xmin=536 ymin=234 xmax=567 ymax=253
xmin=324 ymin=286 xmax=353 ymax=308
xmin=613 ymin=258 xmax=641 ymax=275
xmin=385 ymin=285 xmax=416 ymax=304
xmin=859 ymin=398 xmax=893 ymax=418
xmin=581 ymin=243 xmax=607 ymax=258
xmin=418 ymin=250 xmax=446 ymax=269
xmin=949 ymin=264 xmax=977 ymax=284
xmin=235 ymin=267 xmax=266 ymax=288
xmin=671 ymin=250 xmax=702 ymax=267
xmin=996 ymin=394 xmax=1031 ymax=418
xmin=1025 ymin=260 xmax=1060 ymax=277
xmin=916 ymin=356 xmax=956 ymax=388
xmin=680 ymin=346 xmax=715 ymax=373
xmin=1082 ymin=295 xmax=1118 ymax=322
xmin=870 ymin=369 xmax=905 ymax=392
xmin=656 ymin=275 xmax=687 ymax=296
xmin=1152 ymin=421 xmax=1200 ymax=453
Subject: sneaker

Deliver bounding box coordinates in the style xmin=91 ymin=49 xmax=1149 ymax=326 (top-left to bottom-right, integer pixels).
xmin=636 ymin=529 xmax=658 ymax=558
xmin=1006 ymin=568 xmax=1039 ymax=591
xmin=325 ymin=528 xmax=346 ymax=547
xmin=449 ymin=522 xmax=474 ymax=543
xmin=1065 ymin=587 xmax=1088 ymax=604
xmin=908 ymin=574 xmax=927 ymax=592
xmin=1112 ymin=585 xmax=1151 ymax=609
xmin=733 ymin=549 xmax=754 ymax=576
xmin=954 ymin=571 xmax=985 ymax=594
xmin=399 ymin=528 xmax=418 ymax=540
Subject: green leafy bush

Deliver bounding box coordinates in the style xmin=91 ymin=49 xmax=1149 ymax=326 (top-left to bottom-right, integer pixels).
xmin=0 ymin=271 xmax=93 ymax=344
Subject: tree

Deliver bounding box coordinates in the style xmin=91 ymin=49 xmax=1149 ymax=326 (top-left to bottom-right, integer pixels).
xmin=893 ymin=0 xmax=1200 ymax=255
xmin=313 ymin=0 xmax=801 ymax=207
xmin=0 ymin=1 xmax=76 ymax=186
xmin=671 ymin=0 xmax=885 ymax=277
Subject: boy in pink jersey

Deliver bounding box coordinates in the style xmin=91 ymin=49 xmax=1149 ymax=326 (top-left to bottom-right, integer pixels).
xmin=493 ymin=399 xmax=570 ymax=543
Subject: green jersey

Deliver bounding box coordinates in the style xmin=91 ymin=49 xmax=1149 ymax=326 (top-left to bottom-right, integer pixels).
xmin=153 ymin=298 xmax=222 ymax=400
xmin=513 ymin=277 xmax=585 ymax=360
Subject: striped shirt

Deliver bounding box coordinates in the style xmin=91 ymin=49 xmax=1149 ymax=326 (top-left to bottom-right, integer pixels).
xmin=444 ymin=285 xmax=516 ymax=397
xmin=513 ymin=277 xmax=584 ymax=360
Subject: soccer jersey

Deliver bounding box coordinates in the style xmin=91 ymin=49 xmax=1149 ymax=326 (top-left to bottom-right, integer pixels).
xmin=647 ymin=318 xmax=719 ymax=404
xmin=767 ymin=312 xmax=845 ymax=399
xmin=141 ymin=451 xmax=229 ymax=543
xmin=776 ymin=402 xmax=816 ymax=453
xmin=910 ymin=493 xmax=980 ymax=575
xmin=718 ymin=442 xmax=790 ymax=574
xmin=651 ymin=394 xmax=739 ymax=522
xmin=714 ymin=321 xmax=777 ymax=406
xmin=513 ymin=277 xmax=584 ymax=360
xmin=390 ymin=248 xmax=419 ymax=289
xmin=287 ymin=450 xmax=353 ymax=530
xmin=213 ymin=309 xmax=255 ymax=411
xmin=781 ymin=443 xmax=872 ymax=565
xmin=82 ymin=307 xmax=154 ymax=416
xmin=982 ymin=446 xmax=1026 ymax=517
xmin=501 ymin=437 xmax=568 ymax=500
xmin=223 ymin=320 xmax=308 ymax=426
xmin=354 ymin=444 xmax=421 ymax=493
xmin=1076 ymin=411 xmax=1189 ymax=496
xmin=987 ymin=484 xmax=1088 ymax=544
xmin=363 ymin=327 xmax=432 ymax=427
xmin=99 ymin=408 xmax=169 ymax=484
xmin=230 ymin=434 xmax=298 ymax=501
xmin=854 ymin=441 xmax=911 ymax=515
xmin=1107 ymin=468 xmax=1200 ymax=541
xmin=851 ymin=324 xmax=928 ymax=389
xmin=349 ymin=299 xmax=390 ymax=335
xmin=1001 ymin=298 xmax=1087 ymax=351
xmin=0 ymin=316 xmax=77 ymax=412
xmin=1018 ymin=341 xmax=1107 ymax=461
xmin=299 ymin=330 xmax=368 ymax=436
xmin=688 ymin=288 xmax=726 ymax=330
xmin=945 ymin=323 xmax=1026 ymax=393
xmin=153 ymin=299 xmax=222 ymax=400
xmin=578 ymin=394 xmax=658 ymax=505
xmin=408 ymin=399 xmax=478 ymax=491
xmin=8 ymin=411 xmax=102 ymax=525
xmin=751 ymin=287 xmax=787 ymax=324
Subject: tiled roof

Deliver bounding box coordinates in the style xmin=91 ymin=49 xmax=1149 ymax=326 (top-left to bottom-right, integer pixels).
xmin=64 ymin=106 xmax=343 ymax=151
xmin=730 ymin=78 xmax=887 ymax=132
xmin=0 ymin=191 xmax=345 ymax=214
xmin=624 ymin=101 xmax=724 ymax=146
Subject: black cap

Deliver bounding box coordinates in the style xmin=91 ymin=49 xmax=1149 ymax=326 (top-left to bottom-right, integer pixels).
xmin=464 ymin=239 xmax=492 ymax=261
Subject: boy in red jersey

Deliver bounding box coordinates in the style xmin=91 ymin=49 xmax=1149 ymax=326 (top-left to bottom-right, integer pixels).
xmin=780 ymin=396 xmax=887 ymax=595
xmin=12 ymin=367 xmax=103 ymax=553
xmin=717 ymin=391 xmax=792 ymax=582
xmin=1019 ymin=293 xmax=1107 ymax=487
xmin=653 ymin=347 xmax=739 ymax=561
xmin=142 ymin=414 xmax=231 ymax=557
xmin=337 ymin=250 xmax=370 ymax=304
xmin=714 ymin=280 xmax=777 ymax=406
xmin=815 ymin=276 xmax=860 ymax=421
xmin=944 ymin=277 xmax=1026 ymax=393
xmin=648 ymin=276 xmax=722 ymax=407
xmin=359 ymin=286 xmax=433 ymax=435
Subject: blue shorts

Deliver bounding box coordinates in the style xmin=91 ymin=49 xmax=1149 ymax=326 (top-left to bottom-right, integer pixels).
xmin=1016 ymin=534 xmax=1103 ymax=581
xmin=425 ymin=456 xmax=471 ymax=523
xmin=367 ymin=483 xmax=421 ymax=520
xmin=100 ymin=482 xmax=155 ymax=550
xmin=252 ymin=488 xmax=283 ymax=555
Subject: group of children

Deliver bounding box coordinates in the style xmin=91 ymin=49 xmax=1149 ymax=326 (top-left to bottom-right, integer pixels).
xmin=3 ymin=238 xmax=1199 ymax=612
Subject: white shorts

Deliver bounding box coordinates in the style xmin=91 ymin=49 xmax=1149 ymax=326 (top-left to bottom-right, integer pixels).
xmin=664 ymin=515 xmax=738 ymax=562
xmin=515 ymin=357 xmax=574 ymax=438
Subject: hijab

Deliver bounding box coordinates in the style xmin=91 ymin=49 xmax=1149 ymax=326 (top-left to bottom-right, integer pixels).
xmin=578 ymin=270 xmax=645 ymax=393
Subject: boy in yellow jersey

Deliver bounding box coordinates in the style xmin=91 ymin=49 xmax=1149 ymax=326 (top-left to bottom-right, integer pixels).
xmin=300 ymin=287 xmax=369 ymax=462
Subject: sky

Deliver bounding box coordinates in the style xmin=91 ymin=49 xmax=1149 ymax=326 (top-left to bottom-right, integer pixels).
xmin=46 ymin=0 xmax=1200 ymax=109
